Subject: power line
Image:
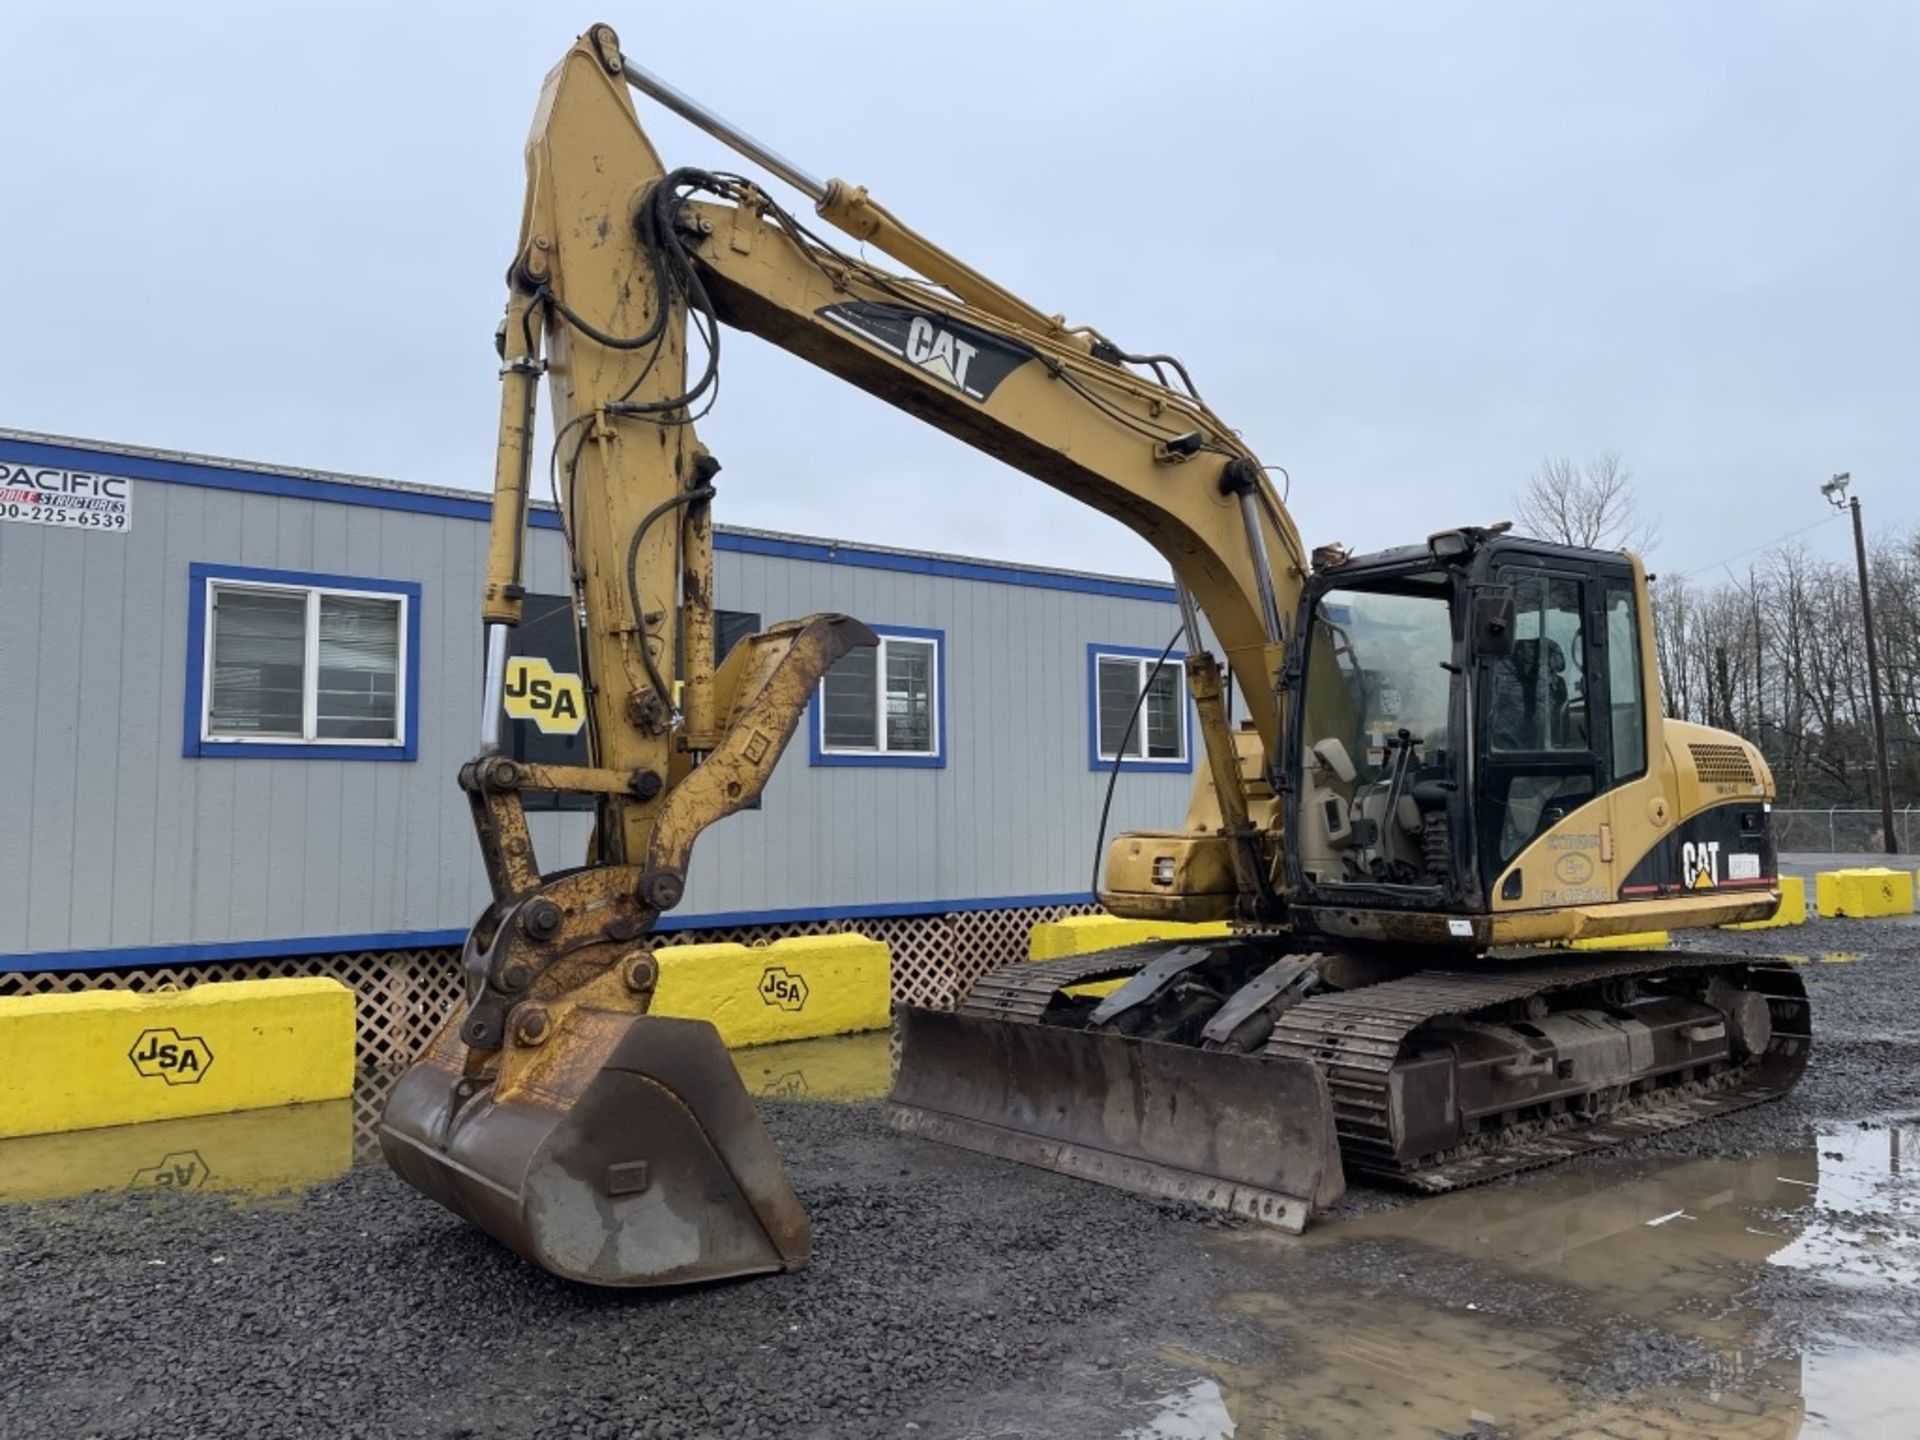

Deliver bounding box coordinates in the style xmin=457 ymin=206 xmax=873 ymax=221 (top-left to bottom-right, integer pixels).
xmin=1669 ymin=511 xmax=1845 ymax=581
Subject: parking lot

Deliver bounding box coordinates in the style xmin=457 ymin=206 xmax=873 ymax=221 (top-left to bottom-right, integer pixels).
xmin=4 ymin=916 xmax=1917 ymax=1438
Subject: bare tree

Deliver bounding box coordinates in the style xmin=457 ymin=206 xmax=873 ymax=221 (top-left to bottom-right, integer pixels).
xmin=1650 ymin=572 xmax=1697 ymax=720
xmin=1514 ymin=452 xmax=1660 ymax=554
xmin=1646 ymin=532 xmax=1920 ymax=808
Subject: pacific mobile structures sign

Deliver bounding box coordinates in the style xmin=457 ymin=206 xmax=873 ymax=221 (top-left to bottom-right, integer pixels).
xmin=0 ymin=464 xmax=132 ymax=532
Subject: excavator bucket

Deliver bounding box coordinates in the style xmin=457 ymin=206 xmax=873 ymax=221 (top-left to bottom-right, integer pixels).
xmin=887 ymin=1007 xmax=1345 ymax=1231
xmin=380 ymin=1008 xmax=808 ymax=1287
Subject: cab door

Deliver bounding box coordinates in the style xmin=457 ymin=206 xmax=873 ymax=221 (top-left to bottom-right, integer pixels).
xmin=1595 ymin=565 xmax=1664 ymax=892
xmin=1476 ymin=555 xmax=1611 ymax=904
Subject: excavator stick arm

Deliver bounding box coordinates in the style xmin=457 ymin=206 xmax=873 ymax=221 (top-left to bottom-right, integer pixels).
xmin=382 ymin=606 xmax=871 ymax=1285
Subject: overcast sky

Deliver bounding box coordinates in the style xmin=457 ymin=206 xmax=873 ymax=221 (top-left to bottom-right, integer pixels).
xmin=7 ymin=2 xmax=1915 ymax=587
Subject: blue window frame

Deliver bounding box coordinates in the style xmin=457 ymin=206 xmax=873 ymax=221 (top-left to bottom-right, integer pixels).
xmin=1087 ymin=643 xmax=1192 ymax=773
xmin=183 ymin=563 xmax=421 ymax=761
xmin=809 ymin=624 xmax=946 ymax=769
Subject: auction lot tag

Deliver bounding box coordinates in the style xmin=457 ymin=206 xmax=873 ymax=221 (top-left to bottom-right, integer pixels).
xmin=0 ymin=464 xmax=133 ymax=532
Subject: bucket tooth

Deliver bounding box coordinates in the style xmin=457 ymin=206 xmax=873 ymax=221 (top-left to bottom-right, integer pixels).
xmin=380 ymin=1010 xmax=808 ymax=1287
xmin=887 ymin=1006 xmax=1344 ymax=1231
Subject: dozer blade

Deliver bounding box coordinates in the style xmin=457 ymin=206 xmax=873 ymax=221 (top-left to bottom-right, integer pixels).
xmin=887 ymin=1007 xmax=1344 ymax=1231
xmin=380 ymin=1009 xmax=808 ymax=1287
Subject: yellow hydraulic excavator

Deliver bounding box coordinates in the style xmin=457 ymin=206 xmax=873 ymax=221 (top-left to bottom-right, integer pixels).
xmin=379 ymin=23 xmax=1807 ymax=1285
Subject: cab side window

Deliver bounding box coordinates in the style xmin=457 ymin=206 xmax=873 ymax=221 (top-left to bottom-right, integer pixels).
xmin=1604 ymin=584 xmax=1647 ymax=781
xmin=1480 ymin=569 xmax=1597 ymax=870
xmin=1488 ymin=575 xmax=1586 ymax=754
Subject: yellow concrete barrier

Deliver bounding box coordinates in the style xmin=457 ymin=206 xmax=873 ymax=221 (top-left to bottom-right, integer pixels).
xmin=0 ymin=979 xmax=355 ymax=1140
xmin=1565 ymin=930 xmax=1671 ymax=952
xmin=1028 ymin=914 xmax=1232 ymax=961
xmin=652 ymin=933 xmax=890 ymax=1048
xmin=1815 ymin=867 xmax=1916 ymax=919
xmin=1723 ymin=874 xmax=1809 ymax=931
xmin=0 ymin=1099 xmax=353 ymax=1205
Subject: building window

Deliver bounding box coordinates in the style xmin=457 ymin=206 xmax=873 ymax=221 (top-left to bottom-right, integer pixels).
xmin=1088 ymin=644 xmax=1191 ymax=771
xmin=811 ymin=626 xmax=945 ymax=768
xmin=184 ymin=563 xmax=420 ymax=760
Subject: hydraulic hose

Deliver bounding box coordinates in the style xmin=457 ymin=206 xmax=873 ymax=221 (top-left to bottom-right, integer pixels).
xmin=1089 ymin=625 xmax=1188 ymax=896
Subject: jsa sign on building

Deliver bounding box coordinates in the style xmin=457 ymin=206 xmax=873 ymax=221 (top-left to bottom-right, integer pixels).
xmin=0 ymin=465 xmax=132 ymax=532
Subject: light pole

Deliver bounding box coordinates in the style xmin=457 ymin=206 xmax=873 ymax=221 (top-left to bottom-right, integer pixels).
xmin=1821 ymin=472 xmax=1898 ymax=854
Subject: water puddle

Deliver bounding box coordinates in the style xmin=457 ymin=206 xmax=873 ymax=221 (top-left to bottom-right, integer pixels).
xmin=730 ymin=1029 xmax=893 ymax=1102
xmin=0 ymin=1099 xmax=353 ymax=1205
xmin=1169 ymin=1125 xmax=1920 ymax=1438
xmin=1770 ymin=1125 xmax=1920 ymax=1289
xmin=1124 ymin=1376 xmax=1238 ymax=1438
xmin=1 ymin=1029 xmax=893 ymax=1205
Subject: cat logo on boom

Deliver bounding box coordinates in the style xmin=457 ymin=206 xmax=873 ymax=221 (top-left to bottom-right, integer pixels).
xmin=816 ymin=301 xmax=1032 ymax=402
xmin=902 ymin=316 xmax=978 ymax=391
xmin=503 ymin=656 xmax=586 ymax=735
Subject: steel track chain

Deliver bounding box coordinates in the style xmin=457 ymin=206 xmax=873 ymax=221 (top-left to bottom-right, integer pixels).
xmin=955 ymin=943 xmax=1176 ymax=1022
xmin=954 ymin=943 xmax=1812 ymax=1195
xmin=1262 ymin=950 xmax=1812 ymax=1190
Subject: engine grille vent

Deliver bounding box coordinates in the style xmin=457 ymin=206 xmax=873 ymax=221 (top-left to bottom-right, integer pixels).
xmin=1689 ymin=741 xmax=1757 ymax=787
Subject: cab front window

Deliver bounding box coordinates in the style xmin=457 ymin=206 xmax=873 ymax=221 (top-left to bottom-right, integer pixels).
xmin=1304 ymin=583 xmax=1455 ymax=781
xmin=1297 ymin=576 xmax=1457 ymax=889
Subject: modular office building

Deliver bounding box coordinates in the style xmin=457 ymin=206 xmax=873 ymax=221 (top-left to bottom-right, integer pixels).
xmin=0 ymin=431 xmax=1202 ymax=1086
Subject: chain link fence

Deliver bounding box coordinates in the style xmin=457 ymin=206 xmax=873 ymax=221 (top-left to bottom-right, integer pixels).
xmin=1772 ymin=808 xmax=1919 ymax=854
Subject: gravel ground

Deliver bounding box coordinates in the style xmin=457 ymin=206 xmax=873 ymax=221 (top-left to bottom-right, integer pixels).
xmin=0 ymin=1098 xmax=1263 ymax=1439
xmin=3 ymin=915 xmax=1917 ymax=1439
xmin=1667 ymin=915 xmax=1920 ymax=1148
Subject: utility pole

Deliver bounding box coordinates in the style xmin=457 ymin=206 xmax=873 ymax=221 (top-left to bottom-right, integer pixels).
xmin=1821 ymin=472 xmax=1897 ymax=854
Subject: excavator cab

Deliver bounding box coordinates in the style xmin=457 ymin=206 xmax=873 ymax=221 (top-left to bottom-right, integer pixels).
xmin=1094 ymin=527 xmax=1776 ymax=944
xmin=1287 ymin=529 xmax=1623 ymax=925
xmin=1283 ymin=529 xmax=1777 ymax=942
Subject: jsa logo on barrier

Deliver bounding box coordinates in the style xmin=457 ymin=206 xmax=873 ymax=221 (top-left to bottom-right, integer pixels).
xmin=129 ymin=1027 xmax=214 ymax=1085
xmin=758 ymin=966 xmax=809 ymax=1012
xmin=504 ymin=656 xmax=586 ymax=735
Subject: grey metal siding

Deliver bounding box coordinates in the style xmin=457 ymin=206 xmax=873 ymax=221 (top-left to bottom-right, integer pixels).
xmin=685 ymin=551 xmax=1189 ymax=916
xmin=0 ymin=441 xmax=1199 ymax=961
